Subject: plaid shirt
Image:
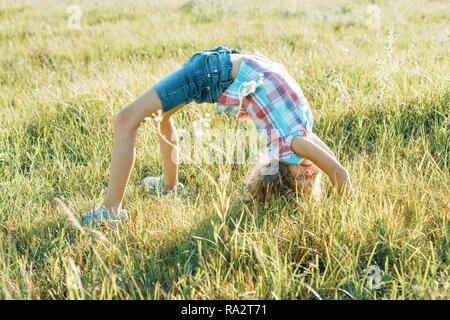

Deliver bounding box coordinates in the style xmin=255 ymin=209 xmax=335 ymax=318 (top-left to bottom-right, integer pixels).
xmin=216 ymin=54 xmax=313 ymax=164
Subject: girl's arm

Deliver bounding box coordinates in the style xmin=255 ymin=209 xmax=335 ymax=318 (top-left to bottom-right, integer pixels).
xmin=291 ymin=136 xmax=354 ymax=197
xmin=311 ymin=133 xmax=337 ymax=160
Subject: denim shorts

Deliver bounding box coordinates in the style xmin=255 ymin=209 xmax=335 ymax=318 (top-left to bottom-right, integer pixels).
xmin=153 ymin=46 xmax=240 ymax=112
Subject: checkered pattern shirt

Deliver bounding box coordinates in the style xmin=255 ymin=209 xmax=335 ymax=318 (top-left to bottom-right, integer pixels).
xmin=216 ymin=54 xmax=314 ymax=164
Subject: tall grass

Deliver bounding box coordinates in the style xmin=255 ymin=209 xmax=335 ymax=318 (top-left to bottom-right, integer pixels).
xmin=0 ymin=0 xmax=448 ymax=299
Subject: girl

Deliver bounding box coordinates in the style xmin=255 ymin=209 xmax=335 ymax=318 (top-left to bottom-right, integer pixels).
xmin=81 ymin=46 xmax=354 ymax=225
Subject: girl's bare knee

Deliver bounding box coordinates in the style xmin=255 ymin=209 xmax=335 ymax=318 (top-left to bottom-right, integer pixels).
xmin=114 ymin=88 xmax=168 ymax=134
xmin=114 ymin=107 xmax=139 ymax=133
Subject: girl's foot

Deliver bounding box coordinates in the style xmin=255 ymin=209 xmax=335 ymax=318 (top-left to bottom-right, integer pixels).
xmin=142 ymin=175 xmax=184 ymax=196
xmin=81 ymin=207 xmax=128 ymax=226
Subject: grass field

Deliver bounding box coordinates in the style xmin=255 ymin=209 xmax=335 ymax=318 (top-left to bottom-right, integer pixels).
xmin=0 ymin=0 xmax=449 ymax=299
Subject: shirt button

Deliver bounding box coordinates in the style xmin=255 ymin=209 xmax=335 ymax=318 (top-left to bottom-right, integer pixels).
xmin=207 ymin=74 xmax=210 ymax=77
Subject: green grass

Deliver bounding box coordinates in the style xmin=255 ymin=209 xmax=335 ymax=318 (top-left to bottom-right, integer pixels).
xmin=0 ymin=0 xmax=449 ymax=299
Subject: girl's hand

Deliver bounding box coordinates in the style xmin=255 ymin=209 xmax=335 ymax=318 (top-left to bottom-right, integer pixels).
xmin=342 ymin=178 xmax=356 ymax=199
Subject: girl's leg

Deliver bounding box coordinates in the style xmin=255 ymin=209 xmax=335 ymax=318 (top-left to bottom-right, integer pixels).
xmin=155 ymin=104 xmax=185 ymax=189
xmin=100 ymin=87 xmax=184 ymax=215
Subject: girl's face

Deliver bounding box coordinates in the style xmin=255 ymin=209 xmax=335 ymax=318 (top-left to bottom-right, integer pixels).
xmin=286 ymin=159 xmax=320 ymax=189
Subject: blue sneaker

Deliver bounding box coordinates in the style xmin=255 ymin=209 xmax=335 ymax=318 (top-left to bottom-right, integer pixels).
xmin=81 ymin=207 xmax=128 ymax=226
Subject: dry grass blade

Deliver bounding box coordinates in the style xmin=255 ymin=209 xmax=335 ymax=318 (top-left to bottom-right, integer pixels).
xmin=55 ymin=197 xmax=86 ymax=235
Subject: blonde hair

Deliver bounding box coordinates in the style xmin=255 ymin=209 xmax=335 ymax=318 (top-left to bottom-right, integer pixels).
xmin=245 ymin=161 xmax=321 ymax=202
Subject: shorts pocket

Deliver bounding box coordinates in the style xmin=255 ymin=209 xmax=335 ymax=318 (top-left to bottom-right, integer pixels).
xmin=194 ymin=81 xmax=212 ymax=103
xmin=205 ymin=53 xmax=220 ymax=75
xmin=209 ymin=73 xmax=222 ymax=102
